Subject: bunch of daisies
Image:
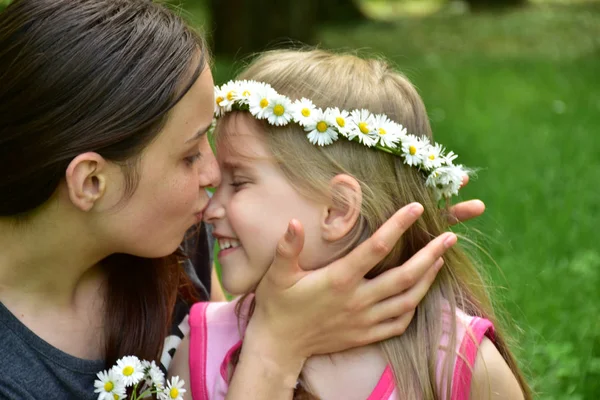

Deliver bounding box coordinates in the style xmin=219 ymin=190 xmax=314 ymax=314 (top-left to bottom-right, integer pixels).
xmin=94 ymin=356 xmax=186 ymax=400
xmin=214 ymin=80 xmax=470 ymax=200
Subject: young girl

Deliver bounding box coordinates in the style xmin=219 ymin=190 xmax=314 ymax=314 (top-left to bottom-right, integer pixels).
xmin=174 ymin=49 xmax=529 ymax=399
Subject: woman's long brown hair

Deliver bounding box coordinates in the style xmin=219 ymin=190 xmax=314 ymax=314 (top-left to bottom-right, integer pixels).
xmin=0 ymin=0 xmax=206 ymax=365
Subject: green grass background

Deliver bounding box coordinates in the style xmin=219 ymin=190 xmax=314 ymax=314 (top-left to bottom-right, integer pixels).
xmin=197 ymin=1 xmax=600 ymax=398
xmin=3 ymin=0 xmax=595 ymax=397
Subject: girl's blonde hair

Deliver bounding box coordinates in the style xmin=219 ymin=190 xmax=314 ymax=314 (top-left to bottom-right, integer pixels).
xmin=218 ymin=49 xmax=531 ymax=399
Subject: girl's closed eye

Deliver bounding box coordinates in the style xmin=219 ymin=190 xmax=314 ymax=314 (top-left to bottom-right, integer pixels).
xmin=230 ymin=177 xmax=250 ymax=190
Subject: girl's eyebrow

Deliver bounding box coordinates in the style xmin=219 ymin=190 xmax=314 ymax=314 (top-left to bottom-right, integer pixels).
xmin=222 ymin=158 xmax=254 ymax=171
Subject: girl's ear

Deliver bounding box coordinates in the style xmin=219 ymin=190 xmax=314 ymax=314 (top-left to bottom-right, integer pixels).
xmin=321 ymin=174 xmax=362 ymax=242
xmin=65 ymin=152 xmax=108 ymax=211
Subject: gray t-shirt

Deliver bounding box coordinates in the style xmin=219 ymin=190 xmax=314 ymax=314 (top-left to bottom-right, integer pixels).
xmin=0 ymin=301 xmax=104 ymax=400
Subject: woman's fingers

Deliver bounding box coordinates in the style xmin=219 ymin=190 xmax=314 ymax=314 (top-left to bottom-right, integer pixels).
xmin=359 ymin=232 xmax=457 ymax=304
xmin=264 ymin=219 xmax=307 ymax=288
xmin=358 ymin=311 xmax=416 ymax=346
xmin=461 ymin=174 xmax=470 ymax=188
xmin=326 ymin=203 xmax=425 ymax=289
xmin=447 ymin=199 xmax=485 ymax=225
xmin=365 ymin=257 xmax=443 ymax=324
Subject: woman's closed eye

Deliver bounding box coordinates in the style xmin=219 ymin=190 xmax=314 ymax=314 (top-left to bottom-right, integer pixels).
xmin=184 ymin=152 xmax=202 ymax=166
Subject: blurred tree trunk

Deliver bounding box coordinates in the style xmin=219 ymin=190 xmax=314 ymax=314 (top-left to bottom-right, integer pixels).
xmin=210 ymin=0 xmax=366 ymax=57
xmin=463 ymin=0 xmax=527 ymax=11
xmin=211 ymin=0 xmax=319 ymax=57
xmin=317 ymin=0 xmax=365 ymax=23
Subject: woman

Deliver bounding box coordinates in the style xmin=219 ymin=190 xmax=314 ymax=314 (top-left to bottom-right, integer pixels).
xmin=0 ymin=1 xmax=484 ymax=399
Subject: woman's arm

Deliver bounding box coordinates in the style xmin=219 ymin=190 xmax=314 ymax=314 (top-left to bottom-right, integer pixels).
xmin=226 ymin=203 xmax=460 ymax=399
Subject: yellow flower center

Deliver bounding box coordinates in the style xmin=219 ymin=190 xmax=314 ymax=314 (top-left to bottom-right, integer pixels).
xmin=273 ymin=104 xmax=285 ymax=116
xmin=378 ymin=128 xmax=386 ymax=135
xmin=429 ymin=154 xmax=435 ymax=160
xmin=216 ymin=96 xmax=224 ymax=105
xmin=336 ymin=116 xmax=345 ymax=127
xmin=113 ymin=395 xmax=120 ymax=400
xmin=358 ymin=122 xmax=370 ymax=134
xmin=409 ymin=145 xmax=417 ymax=155
xmin=301 ymin=108 xmax=311 ymax=117
xmin=170 ymin=387 xmax=180 ymax=398
xmin=242 ymin=90 xmax=251 ymax=96
xmin=260 ymin=98 xmax=269 ymax=109
xmin=104 ymin=382 xmax=114 ymax=392
xmin=123 ymin=366 xmax=134 ymax=377
xmin=316 ymin=121 xmax=328 ymax=133
xmin=226 ymin=91 xmax=235 ymax=101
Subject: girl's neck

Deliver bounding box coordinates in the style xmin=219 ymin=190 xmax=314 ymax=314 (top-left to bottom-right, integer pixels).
xmin=301 ymin=343 xmax=388 ymax=400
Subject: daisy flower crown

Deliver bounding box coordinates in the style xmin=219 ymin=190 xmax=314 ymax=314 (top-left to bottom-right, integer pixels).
xmin=213 ymin=79 xmax=470 ymax=200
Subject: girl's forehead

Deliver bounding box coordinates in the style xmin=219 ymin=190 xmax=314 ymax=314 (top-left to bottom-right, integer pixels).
xmin=216 ymin=113 xmax=270 ymax=161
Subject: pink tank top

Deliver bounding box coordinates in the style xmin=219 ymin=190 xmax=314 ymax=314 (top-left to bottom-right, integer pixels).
xmin=188 ymin=299 xmax=494 ymax=400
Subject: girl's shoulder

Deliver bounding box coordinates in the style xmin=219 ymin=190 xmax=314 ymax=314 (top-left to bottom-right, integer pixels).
xmin=437 ymin=307 xmax=497 ymax=400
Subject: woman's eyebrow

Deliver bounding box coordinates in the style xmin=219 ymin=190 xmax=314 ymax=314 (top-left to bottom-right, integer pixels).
xmin=186 ymin=122 xmax=213 ymax=143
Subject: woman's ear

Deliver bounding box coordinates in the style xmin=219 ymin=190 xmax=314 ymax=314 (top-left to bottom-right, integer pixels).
xmin=65 ymin=152 xmax=108 ymax=211
xmin=321 ymin=174 xmax=362 ymax=242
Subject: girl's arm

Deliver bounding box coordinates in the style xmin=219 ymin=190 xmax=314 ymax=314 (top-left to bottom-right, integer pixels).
xmin=226 ymin=203 xmax=459 ymax=400
xmin=470 ymin=338 xmax=525 ymax=399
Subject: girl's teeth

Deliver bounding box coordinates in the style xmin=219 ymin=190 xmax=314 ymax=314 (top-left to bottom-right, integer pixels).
xmin=219 ymin=238 xmax=240 ymax=250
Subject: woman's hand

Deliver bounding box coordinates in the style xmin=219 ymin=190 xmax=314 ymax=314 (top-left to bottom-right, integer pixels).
xmin=226 ymin=200 xmax=484 ymax=399
xmin=248 ymin=203 xmax=458 ymax=360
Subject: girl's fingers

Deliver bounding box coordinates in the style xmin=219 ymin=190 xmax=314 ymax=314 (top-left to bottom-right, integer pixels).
xmin=365 ymin=257 xmax=443 ymax=325
xmin=358 ymin=232 xmax=457 ymax=304
xmin=326 ymin=203 xmax=424 ymax=290
xmin=447 ymin=199 xmax=485 ymax=225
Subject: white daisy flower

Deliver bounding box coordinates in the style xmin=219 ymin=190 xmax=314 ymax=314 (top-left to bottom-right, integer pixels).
xmin=213 ymin=86 xmax=228 ymax=117
xmin=142 ymin=360 xmax=165 ymax=390
xmin=325 ymin=107 xmax=351 ymax=136
xmin=235 ymin=79 xmax=258 ymax=105
xmin=248 ymin=83 xmax=277 ymax=120
xmin=347 ymin=109 xmax=377 ymax=147
xmin=442 ymin=150 xmax=458 ymax=166
xmin=113 ymin=356 xmax=144 ymax=387
xmin=291 ymin=98 xmax=318 ymax=127
xmin=266 ymin=94 xmax=293 ymax=126
xmin=422 ymin=143 xmax=444 ymax=171
xmin=94 ymin=369 xmax=126 ymax=400
xmin=426 ymin=165 xmax=466 ymax=200
xmin=373 ymin=114 xmax=403 ymax=148
xmin=401 ymin=134 xmax=427 ymax=167
xmin=305 ymin=109 xmax=338 ymax=146
xmin=159 ymin=376 xmax=187 ymax=400
xmin=219 ymin=80 xmax=241 ymax=108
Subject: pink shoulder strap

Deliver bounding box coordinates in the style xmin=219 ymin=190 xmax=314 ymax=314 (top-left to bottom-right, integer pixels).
xmin=189 ymin=302 xmax=210 ymax=400
xmin=451 ymin=316 xmax=495 ymax=400
xmin=189 ymin=300 xmax=247 ymax=400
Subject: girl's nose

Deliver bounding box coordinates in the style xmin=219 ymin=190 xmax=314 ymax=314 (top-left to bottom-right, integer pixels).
xmin=203 ymin=194 xmax=226 ymax=224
